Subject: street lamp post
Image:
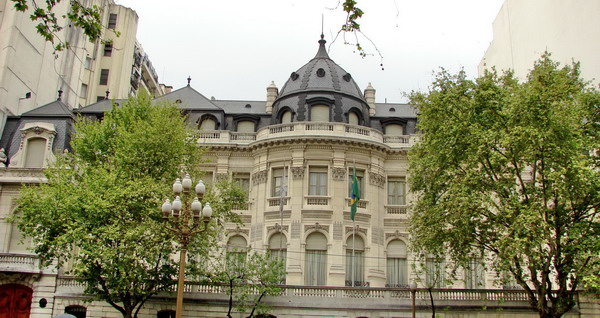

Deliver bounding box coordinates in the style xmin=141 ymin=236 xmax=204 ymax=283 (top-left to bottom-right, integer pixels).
xmin=409 ymin=282 xmax=417 ymax=318
xmin=161 ymin=173 xmax=212 ymax=318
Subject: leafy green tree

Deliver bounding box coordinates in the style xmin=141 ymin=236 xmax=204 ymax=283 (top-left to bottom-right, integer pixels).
xmin=409 ymin=54 xmax=600 ymax=318
xmin=205 ymin=251 xmax=285 ymax=318
xmin=14 ymin=93 xmax=224 ymax=318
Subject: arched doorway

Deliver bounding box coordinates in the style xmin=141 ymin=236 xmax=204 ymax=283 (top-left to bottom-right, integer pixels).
xmin=0 ymin=284 xmax=33 ymax=318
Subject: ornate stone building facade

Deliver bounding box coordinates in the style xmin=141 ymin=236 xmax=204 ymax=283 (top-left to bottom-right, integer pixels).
xmin=0 ymin=35 xmax=597 ymax=317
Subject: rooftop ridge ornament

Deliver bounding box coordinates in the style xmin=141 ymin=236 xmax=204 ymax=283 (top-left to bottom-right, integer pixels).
xmin=105 ymin=89 xmax=110 ymax=99
xmin=57 ymin=90 xmax=63 ymax=101
xmin=315 ymin=33 xmax=330 ymax=60
xmin=187 ymin=76 xmax=191 ymax=86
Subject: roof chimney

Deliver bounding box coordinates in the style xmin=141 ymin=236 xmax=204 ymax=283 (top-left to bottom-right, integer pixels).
xmin=265 ymin=81 xmax=278 ymax=114
xmin=364 ymin=83 xmax=376 ymax=116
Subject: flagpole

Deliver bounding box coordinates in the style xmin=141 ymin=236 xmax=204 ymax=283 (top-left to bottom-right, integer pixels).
xmin=352 ymin=159 xmax=356 ymax=287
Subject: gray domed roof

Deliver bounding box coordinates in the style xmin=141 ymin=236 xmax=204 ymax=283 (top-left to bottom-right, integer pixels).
xmin=277 ymin=35 xmax=366 ymax=102
xmin=272 ymin=35 xmax=370 ymax=124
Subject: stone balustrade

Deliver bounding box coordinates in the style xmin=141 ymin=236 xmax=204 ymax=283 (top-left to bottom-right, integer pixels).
xmin=0 ymin=253 xmax=41 ymax=273
xmin=198 ymin=123 xmax=417 ymax=148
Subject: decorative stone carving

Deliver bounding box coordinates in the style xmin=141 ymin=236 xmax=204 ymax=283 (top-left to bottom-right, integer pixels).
xmin=267 ymin=223 xmax=289 ymax=234
xmin=291 ymin=166 xmax=305 ymax=179
xmin=385 ymin=229 xmax=408 ymax=240
xmin=252 ymin=170 xmax=267 ymax=185
xmin=345 ymin=226 xmax=367 ymax=236
xmin=0 ymin=148 xmax=6 ymax=167
xmin=331 ymin=167 xmax=346 ymax=181
xmin=227 ymin=226 xmax=250 ymax=236
xmin=369 ymin=172 xmax=385 ymax=188
xmin=333 ymin=222 xmax=343 ymax=240
xmin=305 ymin=222 xmax=329 ymax=233
xmin=291 ymin=220 xmax=301 ymax=238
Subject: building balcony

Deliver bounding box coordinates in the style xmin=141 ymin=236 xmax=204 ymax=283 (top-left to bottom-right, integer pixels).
xmin=54 ymin=277 xmax=541 ymax=313
xmin=385 ymin=205 xmax=409 ymax=216
xmin=197 ymin=123 xmax=417 ymax=149
xmin=0 ymin=253 xmax=41 ymax=274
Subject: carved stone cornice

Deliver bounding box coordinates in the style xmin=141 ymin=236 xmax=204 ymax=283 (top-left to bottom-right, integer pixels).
xmin=385 ymin=230 xmax=408 ymax=240
xmin=227 ymin=226 xmax=249 ymax=236
xmin=345 ymin=226 xmax=367 ymax=236
xmin=305 ymin=222 xmax=329 ymax=233
xmin=331 ymin=167 xmax=346 ymax=181
xmin=291 ymin=166 xmax=305 ymax=179
xmin=267 ymin=223 xmax=289 ymax=234
xmin=252 ymin=170 xmax=267 ymax=185
xmin=369 ymin=172 xmax=385 ymax=188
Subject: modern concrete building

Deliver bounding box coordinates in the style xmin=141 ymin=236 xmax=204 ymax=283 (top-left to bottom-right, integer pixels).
xmin=0 ymin=34 xmax=598 ymax=317
xmin=0 ymin=0 xmax=167 ymax=134
xmin=479 ymin=0 xmax=600 ymax=86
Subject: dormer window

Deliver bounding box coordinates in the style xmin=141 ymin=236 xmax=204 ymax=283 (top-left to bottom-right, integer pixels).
xmin=348 ymin=112 xmax=359 ymax=125
xmin=281 ymin=111 xmax=292 ymax=124
xmin=310 ymin=105 xmax=329 ymax=122
xmin=199 ymin=117 xmax=217 ymax=130
xmin=236 ymin=120 xmax=255 ymax=132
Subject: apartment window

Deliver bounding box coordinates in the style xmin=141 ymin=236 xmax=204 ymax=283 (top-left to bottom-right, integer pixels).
xmin=387 ymin=177 xmax=406 ymax=205
xmin=305 ymin=232 xmax=327 ymax=286
xmin=385 ymin=124 xmax=404 ymax=135
xmin=233 ymin=173 xmax=250 ymax=197
xmin=348 ymin=169 xmax=365 ymax=199
xmin=465 ymin=258 xmax=485 ymax=289
xmin=108 ymin=13 xmax=118 ymax=29
xmin=269 ymin=233 xmax=287 ymax=284
xmin=310 ymin=105 xmax=329 ymax=122
xmin=386 ymin=240 xmax=408 ymax=287
xmin=104 ymin=43 xmax=113 ymax=57
xmin=24 ymin=138 xmax=46 ymax=168
xmin=308 ymin=167 xmax=327 ymax=196
xmin=199 ymin=118 xmax=216 ymax=130
xmin=80 ymin=83 xmax=88 ymax=98
xmin=345 ymin=235 xmax=365 ymax=286
xmin=348 ymin=111 xmax=359 ymax=125
xmin=426 ymin=258 xmax=446 ymax=288
xmin=226 ymin=235 xmax=247 ymax=269
xmin=236 ymin=120 xmax=255 ymax=132
xmin=281 ymin=110 xmax=292 ymax=124
xmin=99 ymin=69 xmax=109 ymax=85
xmin=271 ymin=167 xmax=288 ymax=197
xmin=84 ymin=57 xmax=92 ymax=69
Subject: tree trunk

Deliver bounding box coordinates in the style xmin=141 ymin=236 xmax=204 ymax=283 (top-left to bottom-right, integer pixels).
xmin=227 ymin=279 xmax=234 ymax=318
xmin=428 ymin=288 xmax=435 ymax=318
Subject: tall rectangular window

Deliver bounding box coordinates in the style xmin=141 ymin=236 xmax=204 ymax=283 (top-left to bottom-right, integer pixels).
xmin=308 ymin=167 xmax=327 ymax=195
xmin=233 ymin=173 xmax=250 ymax=197
xmin=99 ymin=69 xmax=109 ymax=85
xmin=465 ymin=258 xmax=485 ymax=289
xmin=271 ymin=167 xmax=288 ymax=197
xmin=103 ymin=43 xmax=113 ymax=56
xmin=80 ymin=83 xmax=88 ymax=98
xmin=108 ymin=13 xmax=118 ymax=29
xmin=387 ymin=177 xmax=406 ymax=205
xmin=426 ymin=258 xmax=446 ymax=288
xmin=348 ymin=169 xmax=365 ymax=199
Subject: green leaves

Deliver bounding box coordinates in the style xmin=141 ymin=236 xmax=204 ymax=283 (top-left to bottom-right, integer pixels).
xmin=409 ymin=54 xmax=600 ymax=317
xmin=15 ymin=94 xmax=204 ymax=317
xmin=11 ymin=0 xmax=105 ymax=52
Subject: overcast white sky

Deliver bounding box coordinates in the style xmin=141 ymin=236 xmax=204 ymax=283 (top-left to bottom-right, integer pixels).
xmin=115 ymin=0 xmax=504 ymax=103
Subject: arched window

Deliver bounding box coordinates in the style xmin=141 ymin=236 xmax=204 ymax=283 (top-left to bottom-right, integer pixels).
xmin=269 ymin=233 xmax=287 ymax=284
xmin=348 ymin=111 xmax=359 ymax=125
xmin=199 ymin=117 xmax=216 ymax=130
xmin=65 ymin=305 xmax=87 ymax=318
xmin=226 ymin=235 xmax=247 ymax=268
xmin=345 ymin=235 xmax=365 ymax=286
xmin=236 ymin=120 xmax=255 ymax=132
xmin=281 ymin=111 xmax=292 ymax=124
xmin=310 ymin=105 xmax=329 ymax=122
xmin=157 ymin=310 xmax=176 ymax=318
xmin=385 ymin=124 xmax=404 ymax=136
xmin=305 ymin=232 xmax=327 ymax=286
xmin=386 ymin=240 xmax=408 ymax=287
xmin=24 ymin=137 xmax=46 ymax=168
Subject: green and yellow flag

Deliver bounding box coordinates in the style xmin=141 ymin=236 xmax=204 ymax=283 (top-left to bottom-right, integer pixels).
xmin=350 ymin=165 xmax=360 ymax=221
